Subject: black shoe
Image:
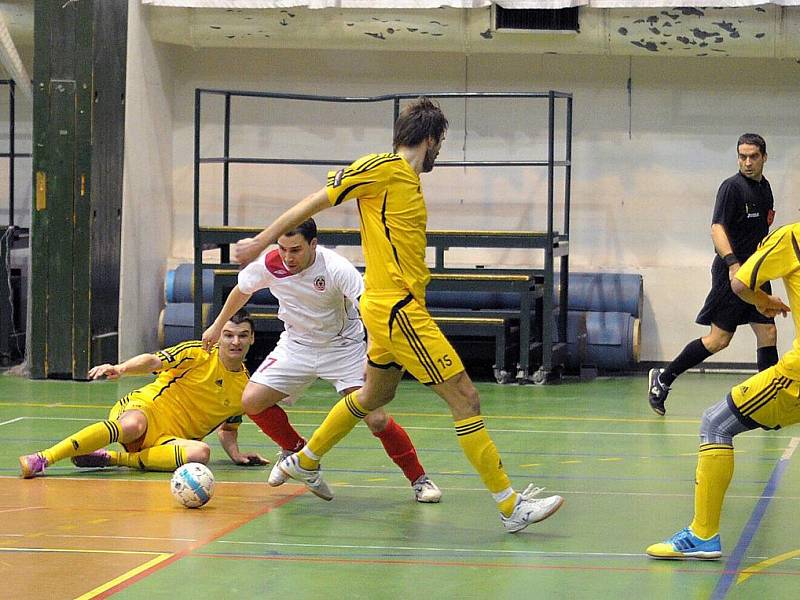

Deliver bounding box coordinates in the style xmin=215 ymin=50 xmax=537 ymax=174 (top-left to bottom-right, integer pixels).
xmin=648 ymin=368 xmax=670 ymax=416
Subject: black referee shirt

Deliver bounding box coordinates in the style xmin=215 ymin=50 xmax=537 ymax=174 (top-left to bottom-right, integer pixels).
xmin=711 ymin=171 xmax=774 ymax=268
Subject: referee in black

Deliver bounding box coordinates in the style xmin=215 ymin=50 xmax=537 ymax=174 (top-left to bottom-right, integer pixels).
xmin=648 ymin=133 xmax=778 ymax=416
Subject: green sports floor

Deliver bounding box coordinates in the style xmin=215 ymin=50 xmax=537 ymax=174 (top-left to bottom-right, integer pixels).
xmin=2 ymin=372 xmax=799 ymax=599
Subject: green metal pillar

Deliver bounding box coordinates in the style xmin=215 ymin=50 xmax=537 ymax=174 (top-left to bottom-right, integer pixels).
xmin=30 ymin=0 xmax=127 ymax=379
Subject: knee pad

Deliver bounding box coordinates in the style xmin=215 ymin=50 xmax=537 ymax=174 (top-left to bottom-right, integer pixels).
xmin=700 ymin=396 xmax=749 ymax=445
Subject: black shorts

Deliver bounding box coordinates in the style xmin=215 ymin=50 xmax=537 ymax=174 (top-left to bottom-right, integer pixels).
xmin=696 ymin=265 xmax=774 ymax=332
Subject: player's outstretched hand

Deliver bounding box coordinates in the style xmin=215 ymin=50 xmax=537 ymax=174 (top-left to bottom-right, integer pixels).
xmin=88 ymin=363 xmax=123 ymax=380
xmin=202 ymin=323 xmax=223 ymax=351
xmin=235 ymin=453 xmax=269 ymax=467
xmin=234 ymin=237 xmax=263 ymax=266
xmin=757 ymin=294 xmax=790 ymax=319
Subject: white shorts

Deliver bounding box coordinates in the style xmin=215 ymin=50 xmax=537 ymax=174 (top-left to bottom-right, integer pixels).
xmin=249 ymin=334 xmax=366 ymax=405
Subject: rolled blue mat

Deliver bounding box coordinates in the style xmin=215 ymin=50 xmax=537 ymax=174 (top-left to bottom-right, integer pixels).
xmin=158 ymin=303 xmax=211 ymax=348
xmin=167 ymin=264 xmax=215 ymax=303
xmin=557 ymin=310 xmax=640 ymax=370
xmin=554 ymin=272 xmax=643 ymax=318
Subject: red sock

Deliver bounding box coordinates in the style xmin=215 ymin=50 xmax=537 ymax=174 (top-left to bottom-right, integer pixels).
xmin=373 ymin=417 xmax=425 ymax=484
xmin=248 ymin=405 xmax=305 ymax=452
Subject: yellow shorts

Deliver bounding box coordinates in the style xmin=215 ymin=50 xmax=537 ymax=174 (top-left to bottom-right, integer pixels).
xmin=108 ymin=392 xmax=179 ymax=452
xmin=730 ymin=365 xmax=800 ymax=430
xmin=361 ymin=292 xmax=464 ymax=385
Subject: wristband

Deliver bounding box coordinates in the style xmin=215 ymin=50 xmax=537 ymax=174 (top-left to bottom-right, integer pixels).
xmin=722 ymin=253 xmax=739 ymax=267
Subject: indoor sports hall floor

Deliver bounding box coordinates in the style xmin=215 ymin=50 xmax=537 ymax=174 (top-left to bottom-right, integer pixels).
xmin=2 ymin=372 xmax=799 ymax=599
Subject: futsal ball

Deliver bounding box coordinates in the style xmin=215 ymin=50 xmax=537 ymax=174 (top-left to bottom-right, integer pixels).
xmin=170 ymin=462 xmax=215 ymax=508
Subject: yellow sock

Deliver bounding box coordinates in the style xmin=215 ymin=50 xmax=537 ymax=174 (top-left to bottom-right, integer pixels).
xmin=454 ymin=416 xmax=514 ymax=513
xmin=690 ymin=443 xmax=734 ymax=539
xmin=41 ymin=420 xmax=122 ymax=465
xmin=109 ymin=445 xmax=187 ymax=471
xmin=299 ymin=391 xmax=366 ymax=470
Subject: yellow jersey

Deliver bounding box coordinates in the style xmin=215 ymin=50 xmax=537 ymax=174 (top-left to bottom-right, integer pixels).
xmin=126 ymin=341 xmax=249 ymax=440
xmin=735 ymin=222 xmax=800 ymax=379
xmin=327 ymin=153 xmax=430 ymax=303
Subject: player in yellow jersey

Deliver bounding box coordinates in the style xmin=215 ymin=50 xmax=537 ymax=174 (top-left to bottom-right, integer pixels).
xmin=18 ymin=309 xmax=267 ymax=478
xmin=234 ymin=97 xmax=563 ymax=532
xmin=647 ymin=223 xmax=796 ymax=559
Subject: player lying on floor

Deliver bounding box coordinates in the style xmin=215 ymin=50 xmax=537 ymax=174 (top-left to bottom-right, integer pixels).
xmin=19 ymin=309 xmax=267 ymax=478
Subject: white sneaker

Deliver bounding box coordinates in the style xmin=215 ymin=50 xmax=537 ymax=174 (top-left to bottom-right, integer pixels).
xmin=268 ymin=453 xmax=334 ymax=501
xmin=413 ymin=475 xmax=442 ymax=503
xmin=500 ymin=484 xmax=564 ymax=533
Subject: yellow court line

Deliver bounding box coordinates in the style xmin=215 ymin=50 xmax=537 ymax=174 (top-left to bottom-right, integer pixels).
xmin=0 ymin=401 xmax=109 ymax=410
xmin=737 ymin=548 xmax=800 ymax=584
xmin=73 ymin=552 xmax=173 ymax=600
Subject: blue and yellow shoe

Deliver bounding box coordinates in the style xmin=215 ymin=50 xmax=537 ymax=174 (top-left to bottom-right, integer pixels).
xmin=646 ymin=527 xmax=721 ymax=560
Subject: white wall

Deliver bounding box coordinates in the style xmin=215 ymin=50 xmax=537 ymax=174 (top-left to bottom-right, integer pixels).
xmin=119 ymin=0 xmax=175 ymax=357
xmin=154 ymin=45 xmax=800 ymax=363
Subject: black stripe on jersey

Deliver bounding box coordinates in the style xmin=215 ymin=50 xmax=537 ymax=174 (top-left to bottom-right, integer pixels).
xmin=164 ymin=340 xmax=204 ymax=356
xmin=175 ymin=445 xmax=183 ymax=468
xmin=333 ymin=181 xmax=373 ymax=206
xmin=748 ymin=231 xmax=785 ymax=290
xmin=758 ymin=225 xmax=786 ymax=249
xmin=151 ymin=369 xmax=192 ymax=402
xmin=738 ymin=376 xmax=790 ymax=416
xmin=455 ymin=420 xmax=485 ymax=436
xmin=329 ymin=155 xmax=401 ymax=189
xmin=388 ymin=294 xmax=414 ymax=340
xmin=396 ymin=310 xmax=444 ymax=384
xmin=346 ymin=154 xmax=400 ymax=177
xmin=792 ymin=232 xmax=800 ymax=264
xmin=168 ymin=356 xmax=195 ymax=371
xmin=381 ymin=191 xmax=403 ymax=269
xmin=158 ymin=341 xmax=203 ymax=364
xmin=737 ymin=377 xmax=781 ymax=414
xmin=156 ymin=349 xmax=174 ymax=362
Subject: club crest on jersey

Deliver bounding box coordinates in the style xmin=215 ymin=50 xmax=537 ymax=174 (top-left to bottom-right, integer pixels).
xmin=314 ymin=276 xmax=326 ymax=291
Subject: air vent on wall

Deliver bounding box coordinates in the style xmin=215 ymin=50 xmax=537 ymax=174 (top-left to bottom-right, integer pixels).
xmin=493 ymin=5 xmax=580 ymax=33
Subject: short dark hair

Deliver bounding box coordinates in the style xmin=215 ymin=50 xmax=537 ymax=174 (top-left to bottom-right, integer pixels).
xmin=229 ymin=308 xmax=254 ymax=332
xmin=737 ymin=133 xmax=766 ymax=155
xmin=393 ymin=97 xmax=449 ymax=152
xmin=282 ymin=218 xmax=317 ymax=243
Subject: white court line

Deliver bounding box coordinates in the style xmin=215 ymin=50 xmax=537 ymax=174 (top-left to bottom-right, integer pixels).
xmin=782 ymin=436 xmax=800 ymax=460
xmin=214 ymin=539 xmax=800 ymax=564
xmin=0 ymin=417 xmax=23 ymax=426
xmin=216 ymin=539 xmax=644 ymax=559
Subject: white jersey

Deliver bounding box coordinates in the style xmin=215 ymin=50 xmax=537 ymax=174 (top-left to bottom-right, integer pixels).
xmin=238 ymin=245 xmax=364 ymax=347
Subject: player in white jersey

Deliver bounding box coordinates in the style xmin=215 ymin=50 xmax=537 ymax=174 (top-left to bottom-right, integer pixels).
xmin=203 ymin=218 xmax=441 ymax=502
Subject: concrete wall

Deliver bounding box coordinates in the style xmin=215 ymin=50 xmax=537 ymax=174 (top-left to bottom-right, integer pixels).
xmin=163 ymin=45 xmax=799 ymax=363
xmin=118 ymin=0 xmax=174 ymax=357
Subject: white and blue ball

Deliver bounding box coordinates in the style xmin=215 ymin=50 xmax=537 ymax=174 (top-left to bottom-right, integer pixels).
xmin=171 ymin=463 xmax=215 ymax=508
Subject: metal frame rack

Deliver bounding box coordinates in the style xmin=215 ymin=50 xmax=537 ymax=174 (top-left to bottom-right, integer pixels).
xmin=0 ymin=79 xmax=30 ymax=365
xmin=192 ymin=89 xmax=572 ymax=383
